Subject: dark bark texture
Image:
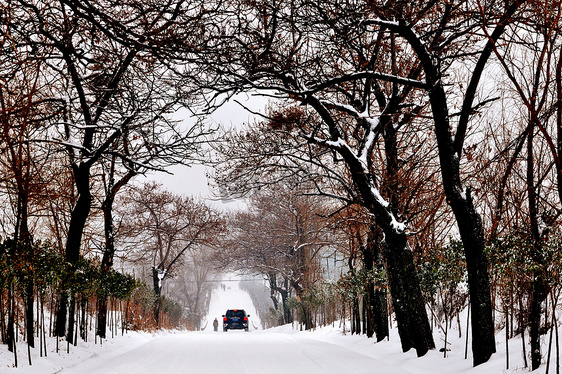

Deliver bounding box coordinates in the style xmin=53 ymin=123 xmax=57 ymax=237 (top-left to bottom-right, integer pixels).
xmin=362 ymin=226 xmax=389 ymax=342
xmin=384 ymin=230 xmax=435 ymax=356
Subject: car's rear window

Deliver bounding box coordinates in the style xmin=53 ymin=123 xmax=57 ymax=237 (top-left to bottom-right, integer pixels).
xmin=226 ymin=310 xmax=246 ymax=318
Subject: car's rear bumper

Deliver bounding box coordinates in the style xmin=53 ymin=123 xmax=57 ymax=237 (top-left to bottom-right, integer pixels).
xmin=225 ymin=324 xmax=248 ymax=329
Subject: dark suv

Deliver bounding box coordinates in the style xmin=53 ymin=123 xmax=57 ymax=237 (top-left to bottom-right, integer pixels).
xmin=222 ymin=309 xmax=250 ymax=332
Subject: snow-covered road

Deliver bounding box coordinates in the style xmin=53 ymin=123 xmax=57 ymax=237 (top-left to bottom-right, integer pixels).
xmin=2 ymin=277 xmax=519 ymax=374
xmin=53 ymin=278 xmax=409 ymax=374
xmin=57 ymin=329 xmax=408 ymax=374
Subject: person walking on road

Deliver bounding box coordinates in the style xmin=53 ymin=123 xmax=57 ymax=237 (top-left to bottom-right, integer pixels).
xmin=213 ymin=318 xmax=219 ymax=332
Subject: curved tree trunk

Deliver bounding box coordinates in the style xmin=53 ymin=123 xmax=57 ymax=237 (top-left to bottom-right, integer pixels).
xmin=383 ymin=2 xmax=527 ymax=364
xmin=429 ymin=76 xmax=496 ymax=366
xmin=306 ymin=97 xmax=435 ymax=356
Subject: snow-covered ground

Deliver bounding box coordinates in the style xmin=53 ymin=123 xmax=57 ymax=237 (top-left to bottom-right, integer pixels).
xmin=0 ymin=280 xmax=553 ymax=373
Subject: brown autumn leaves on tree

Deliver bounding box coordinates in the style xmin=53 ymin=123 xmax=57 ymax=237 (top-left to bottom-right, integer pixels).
xmin=0 ymin=0 xmax=218 ymax=354
xmin=1 ymin=0 xmax=562 ymax=371
xmin=207 ymin=0 xmax=562 ymax=368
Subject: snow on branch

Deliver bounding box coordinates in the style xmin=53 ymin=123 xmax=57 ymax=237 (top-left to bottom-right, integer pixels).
xmin=361 ymin=18 xmax=400 ymax=28
xmin=308 ymin=70 xmax=428 ymax=91
xmin=302 ymin=131 xmax=349 ymax=151
xmin=371 ymin=185 xmax=390 ymax=210
xmin=54 ymin=139 xmax=92 ymax=154
xmin=320 ymin=100 xmax=376 ymax=122
xmin=320 ymin=99 xmax=381 ymax=166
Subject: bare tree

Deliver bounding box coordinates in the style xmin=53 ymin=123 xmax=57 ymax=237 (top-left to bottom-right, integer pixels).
xmin=474 ymin=2 xmax=562 ymax=368
xmin=0 ymin=12 xmax=63 ymax=351
xmin=360 ymin=1 xmax=534 ymax=365
xmin=205 ymin=0 xmax=441 ymax=350
xmin=201 ymin=0 xmax=540 ymax=364
xmin=5 ymin=0 xmax=215 ymax=341
xmin=119 ymin=182 xmax=225 ymax=326
xmin=166 ymin=246 xmax=220 ymax=330
xmin=218 ymin=182 xmax=333 ymax=329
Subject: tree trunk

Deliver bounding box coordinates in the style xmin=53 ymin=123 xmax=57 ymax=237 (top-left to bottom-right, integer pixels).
xmin=361 ymin=244 xmax=375 ymax=338
xmin=362 ymin=226 xmax=389 ymax=342
xmin=390 ymin=11 xmax=525 ymax=364
xmin=293 ymin=284 xmax=313 ymax=330
xmin=67 ymin=293 xmax=76 ymax=345
xmin=98 ymin=193 xmax=115 ymax=339
xmin=526 ymin=111 xmax=549 ymax=370
xmin=372 ymin=246 xmax=384 ymax=342
xmin=16 ymin=177 xmax=34 ymax=349
xmin=452 ymin=194 xmax=496 ymax=366
xmin=425 ymin=56 xmax=496 ymax=366
xmin=58 ymin=163 xmax=92 ymax=339
xmin=307 ymin=85 xmax=434 ymax=356
xmin=276 ymin=277 xmax=290 ymax=323
xmin=557 ymin=47 xmax=562 ymax=209
xmin=6 ymin=283 xmax=15 ymax=352
xmin=352 ymin=297 xmax=361 ymax=335
xmin=362 ymin=297 xmax=368 ymax=335
xmin=364 ymin=283 xmax=374 ymax=337
xmin=152 ymin=267 xmax=163 ymax=326
xmin=80 ymin=297 xmax=87 ymax=341
xmin=97 ymin=296 xmax=108 ymax=339
xmin=55 ymin=292 xmax=67 ymax=337
xmin=384 ymin=230 xmax=435 ymax=356
xmin=98 ymin=168 xmax=135 ymax=338
xmin=530 ymin=278 xmax=548 ymax=370
xmin=414 ymin=56 xmax=496 ymax=365
xmin=25 ymin=281 xmax=34 ymax=348
xmin=335 ymin=133 xmax=434 ymax=354
xmin=66 ymin=164 xmax=92 ymax=264
xmin=268 ymin=275 xmax=280 ymax=311
xmin=373 ymin=286 xmax=388 ymax=342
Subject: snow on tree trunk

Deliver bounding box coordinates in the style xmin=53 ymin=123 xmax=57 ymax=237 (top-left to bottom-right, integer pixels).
xmin=152 ymin=267 xmax=167 ymax=327
xmin=337 ymin=137 xmax=434 ymax=356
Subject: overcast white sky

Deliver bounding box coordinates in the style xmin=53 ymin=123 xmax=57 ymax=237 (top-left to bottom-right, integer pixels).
xmin=138 ymin=93 xmax=270 ymax=211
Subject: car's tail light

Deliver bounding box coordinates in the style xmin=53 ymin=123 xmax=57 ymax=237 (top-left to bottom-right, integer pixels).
xmin=244 ymin=317 xmax=248 ymax=321
xmin=224 ymin=317 xmax=227 ymax=322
